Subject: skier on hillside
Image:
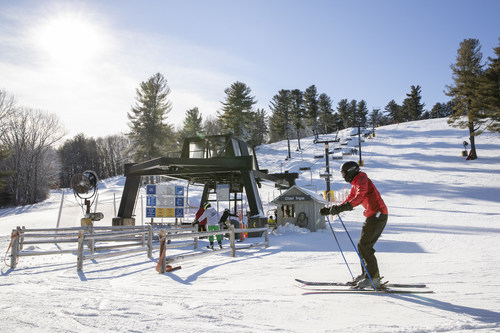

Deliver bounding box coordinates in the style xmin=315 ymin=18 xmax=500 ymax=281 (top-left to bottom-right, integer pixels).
xmin=320 ymin=161 xmax=388 ymax=289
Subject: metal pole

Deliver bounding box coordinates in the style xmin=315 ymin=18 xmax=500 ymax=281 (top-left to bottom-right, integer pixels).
xmin=324 ymin=142 xmax=331 ymax=201
xmin=336 ymin=214 xmax=377 ymax=291
xmin=56 ymin=191 xmax=65 ymax=230
xmin=358 ymin=125 xmax=363 ymax=166
xmin=326 ymin=216 xmax=354 ymax=279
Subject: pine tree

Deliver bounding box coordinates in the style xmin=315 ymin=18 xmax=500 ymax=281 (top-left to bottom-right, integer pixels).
xmin=356 ymin=100 xmax=369 ymax=126
xmin=331 ymin=112 xmax=344 ymax=131
xmin=402 ymin=85 xmax=425 ymax=121
xmin=430 ymin=102 xmax=453 ymax=119
xmin=290 ymin=89 xmax=305 ymax=149
xmin=218 ymin=81 xmax=257 ymax=140
xmin=347 ymin=100 xmax=358 ymax=128
xmin=318 ymin=93 xmax=335 ymax=134
xmin=269 ymin=89 xmax=292 ymax=157
xmin=248 ymin=108 xmax=268 ymax=147
xmin=478 ymin=39 xmax=500 ymax=132
xmin=304 ymin=85 xmax=319 ymax=139
xmin=179 ymin=107 xmax=203 ymax=139
xmin=446 ymin=38 xmax=485 ymax=160
xmin=385 ymin=99 xmax=403 ymax=123
xmin=127 ymin=73 xmax=174 ymax=162
xmin=337 ymin=99 xmax=350 ymax=128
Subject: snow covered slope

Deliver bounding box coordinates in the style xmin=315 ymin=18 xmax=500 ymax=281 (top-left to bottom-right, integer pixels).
xmin=1 ymin=118 xmax=500 ymax=332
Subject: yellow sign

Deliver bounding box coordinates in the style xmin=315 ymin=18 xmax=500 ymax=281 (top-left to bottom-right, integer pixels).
xmin=156 ymin=208 xmax=167 ymax=217
xmin=323 ymin=190 xmax=335 ymax=202
xmin=165 ymin=208 xmax=175 ymax=217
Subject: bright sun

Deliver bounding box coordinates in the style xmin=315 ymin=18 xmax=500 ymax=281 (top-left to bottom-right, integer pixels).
xmin=35 ymin=14 xmax=106 ymax=68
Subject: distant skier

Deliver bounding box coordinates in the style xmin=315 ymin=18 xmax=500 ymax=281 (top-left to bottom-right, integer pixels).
xmin=320 ymin=161 xmax=388 ymax=289
xmin=194 ymin=203 xmax=223 ymax=249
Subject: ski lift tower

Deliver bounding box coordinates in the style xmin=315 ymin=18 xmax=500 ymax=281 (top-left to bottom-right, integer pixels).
xmin=113 ymin=134 xmax=298 ymax=233
xmin=314 ymin=138 xmax=339 ymax=202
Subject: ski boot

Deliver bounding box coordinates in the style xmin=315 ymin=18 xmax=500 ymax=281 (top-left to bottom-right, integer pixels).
xmin=347 ymin=274 xmax=365 ymax=286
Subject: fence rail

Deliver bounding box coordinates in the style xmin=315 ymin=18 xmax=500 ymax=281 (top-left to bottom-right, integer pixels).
xmin=8 ymin=223 xmax=270 ymax=274
xmin=156 ymin=225 xmax=269 ymax=273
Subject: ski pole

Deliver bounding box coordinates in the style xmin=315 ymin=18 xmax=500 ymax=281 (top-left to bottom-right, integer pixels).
xmin=336 ymin=214 xmax=378 ymax=292
xmin=326 ymin=215 xmax=354 ymax=280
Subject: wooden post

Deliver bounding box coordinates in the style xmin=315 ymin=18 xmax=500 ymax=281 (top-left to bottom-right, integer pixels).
xmin=19 ymin=226 xmax=24 ymax=250
xmin=10 ymin=229 xmax=19 ymax=268
xmin=77 ymin=230 xmax=84 ymax=271
xmin=147 ymin=224 xmax=153 ymax=257
xmin=89 ymin=223 xmax=95 ymax=255
xmin=193 ymin=226 xmax=198 ymax=249
xmin=265 ymin=225 xmax=269 ymax=248
xmin=141 ymin=226 xmax=146 ymax=247
xmin=229 ymin=225 xmax=236 ymax=257
xmin=159 ymin=229 xmax=166 ymax=274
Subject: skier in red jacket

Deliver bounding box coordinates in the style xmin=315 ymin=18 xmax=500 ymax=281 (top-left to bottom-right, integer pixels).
xmin=320 ymin=161 xmax=388 ymax=289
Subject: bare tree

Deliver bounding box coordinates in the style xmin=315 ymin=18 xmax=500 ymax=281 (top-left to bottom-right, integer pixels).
xmin=0 ymin=89 xmax=16 ymax=132
xmin=1 ymin=108 xmax=65 ymax=204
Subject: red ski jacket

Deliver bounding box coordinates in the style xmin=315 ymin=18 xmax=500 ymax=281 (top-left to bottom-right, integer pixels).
xmin=195 ymin=207 xmax=207 ymax=226
xmin=344 ymin=172 xmax=388 ymax=218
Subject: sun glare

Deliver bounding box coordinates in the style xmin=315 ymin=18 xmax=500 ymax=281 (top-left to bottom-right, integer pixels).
xmin=35 ymin=14 xmax=106 ymax=69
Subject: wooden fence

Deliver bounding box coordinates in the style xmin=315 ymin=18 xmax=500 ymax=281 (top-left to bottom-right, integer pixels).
xmin=156 ymin=225 xmax=269 ymax=273
xmin=8 ymin=224 xmax=270 ymax=273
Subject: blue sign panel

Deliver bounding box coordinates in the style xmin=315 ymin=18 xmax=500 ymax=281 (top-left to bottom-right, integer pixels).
xmin=146 ymin=207 xmax=156 ymax=218
xmin=146 ymin=185 xmax=156 ymax=195
xmin=175 ymin=186 xmax=184 ymax=196
xmin=175 ymin=208 xmax=184 ymax=218
xmin=175 ymin=197 xmax=184 ymax=207
xmin=146 ymin=196 xmax=156 ymax=207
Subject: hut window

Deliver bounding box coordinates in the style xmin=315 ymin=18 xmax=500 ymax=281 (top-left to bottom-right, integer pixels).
xmin=281 ymin=204 xmax=295 ymax=218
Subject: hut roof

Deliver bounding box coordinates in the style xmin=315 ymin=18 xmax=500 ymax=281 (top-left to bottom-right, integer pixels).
xmin=271 ymin=185 xmax=328 ymax=205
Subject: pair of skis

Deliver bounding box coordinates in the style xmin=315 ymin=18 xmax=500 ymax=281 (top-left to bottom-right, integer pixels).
xmin=295 ymin=279 xmax=433 ymax=294
xmin=312 ymin=215 xmax=433 ymax=294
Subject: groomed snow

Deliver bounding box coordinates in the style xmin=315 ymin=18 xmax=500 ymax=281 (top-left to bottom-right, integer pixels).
xmin=1 ymin=118 xmax=500 ymax=332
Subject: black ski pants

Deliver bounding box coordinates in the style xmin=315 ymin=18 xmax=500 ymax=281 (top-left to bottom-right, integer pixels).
xmin=358 ymin=213 xmax=388 ymax=279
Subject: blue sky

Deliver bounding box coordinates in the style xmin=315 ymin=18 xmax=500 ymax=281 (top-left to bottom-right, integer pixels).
xmin=1 ymin=0 xmax=499 ymax=139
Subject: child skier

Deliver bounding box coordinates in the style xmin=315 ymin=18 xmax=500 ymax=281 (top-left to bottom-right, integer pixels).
xmin=320 ymin=161 xmax=388 ymax=289
xmin=195 ymin=203 xmax=223 ymax=249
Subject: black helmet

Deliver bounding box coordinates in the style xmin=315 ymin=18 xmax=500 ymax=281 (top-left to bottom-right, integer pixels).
xmin=340 ymin=161 xmax=360 ymax=183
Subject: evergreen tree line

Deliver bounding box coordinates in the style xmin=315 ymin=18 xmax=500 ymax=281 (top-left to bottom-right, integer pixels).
xmin=0 ymin=38 xmax=499 ymax=205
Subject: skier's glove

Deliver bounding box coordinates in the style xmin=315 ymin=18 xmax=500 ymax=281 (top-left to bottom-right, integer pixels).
xmin=319 ymin=207 xmax=330 ymax=216
xmin=191 ymin=220 xmax=199 ymax=226
xmin=330 ymin=202 xmax=353 ymax=215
